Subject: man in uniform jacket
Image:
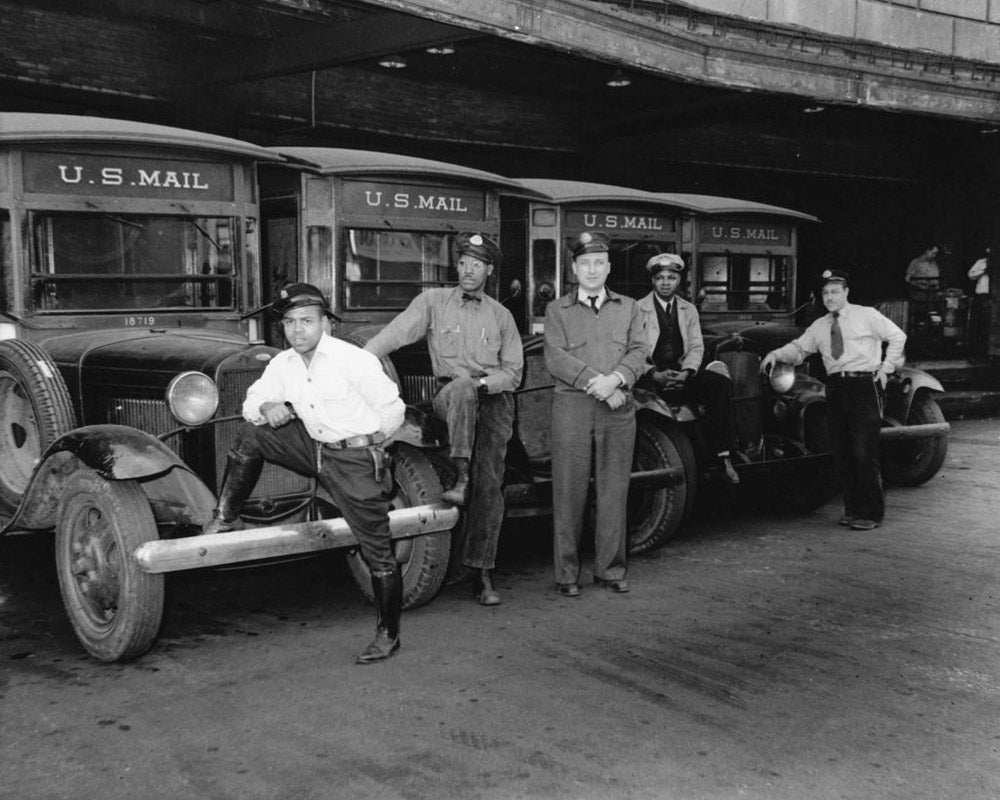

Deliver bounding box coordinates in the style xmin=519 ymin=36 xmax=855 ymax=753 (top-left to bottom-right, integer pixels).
xmin=762 ymin=269 xmax=906 ymax=531
xmin=636 ymin=253 xmax=740 ymax=484
xmin=544 ymin=231 xmax=649 ymax=596
xmin=366 ymin=233 xmax=523 ymax=606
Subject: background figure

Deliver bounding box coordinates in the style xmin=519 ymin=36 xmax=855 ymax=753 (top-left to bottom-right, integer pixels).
xmin=967 ymin=246 xmax=991 ymax=360
xmin=905 ymin=245 xmax=940 ymax=299
xmin=544 ymin=231 xmax=649 ymax=597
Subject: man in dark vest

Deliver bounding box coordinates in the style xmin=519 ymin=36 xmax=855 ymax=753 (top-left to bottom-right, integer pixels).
xmin=637 ymin=253 xmax=740 ymax=484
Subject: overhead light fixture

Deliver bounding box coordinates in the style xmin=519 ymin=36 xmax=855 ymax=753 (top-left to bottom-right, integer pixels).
xmin=802 ymin=105 xmax=825 ymax=114
xmin=979 ymin=127 xmax=1000 ymax=135
xmin=378 ymin=55 xmax=407 ymax=69
xmin=606 ymin=69 xmax=631 ymax=88
xmin=426 ymin=44 xmax=455 ymax=55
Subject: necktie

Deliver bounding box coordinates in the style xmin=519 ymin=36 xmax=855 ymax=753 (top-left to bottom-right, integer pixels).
xmin=830 ymin=311 xmax=844 ymax=360
xmin=461 ymin=293 xmax=481 ymax=304
xmin=588 ymin=295 xmax=599 ymax=314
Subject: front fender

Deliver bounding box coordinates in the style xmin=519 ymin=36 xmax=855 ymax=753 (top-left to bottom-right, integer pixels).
xmin=3 ymin=425 xmax=216 ymax=534
xmin=633 ymin=387 xmax=698 ymax=422
xmin=886 ymin=367 xmax=944 ymax=420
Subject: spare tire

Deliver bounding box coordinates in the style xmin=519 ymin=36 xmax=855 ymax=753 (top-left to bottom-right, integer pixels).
xmin=0 ymin=340 xmax=76 ymax=515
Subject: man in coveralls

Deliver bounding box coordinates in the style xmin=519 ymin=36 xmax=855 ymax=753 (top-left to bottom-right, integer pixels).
xmin=365 ymin=233 xmax=523 ymax=606
xmin=544 ymin=231 xmax=649 ymax=596
xmin=203 ymin=283 xmax=407 ymax=663
xmin=761 ymin=270 xmax=906 ymax=531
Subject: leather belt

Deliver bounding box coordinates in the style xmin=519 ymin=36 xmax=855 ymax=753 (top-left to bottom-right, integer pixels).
xmin=322 ymin=432 xmax=386 ymax=450
xmin=828 ymin=371 xmax=875 ymax=379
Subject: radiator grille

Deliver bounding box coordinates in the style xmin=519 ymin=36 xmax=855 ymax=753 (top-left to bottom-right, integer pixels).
xmin=107 ymin=397 xmax=185 ymax=457
xmin=216 ymin=365 xmax=311 ymax=499
xmin=401 ymin=374 xmax=438 ymax=406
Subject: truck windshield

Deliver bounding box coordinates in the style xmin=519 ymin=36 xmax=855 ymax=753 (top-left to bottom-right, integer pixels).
xmin=342 ymin=228 xmax=457 ymax=310
xmin=699 ymin=254 xmax=790 ymax=312
xmin=30 ymin=211 xmax=237 ymax=312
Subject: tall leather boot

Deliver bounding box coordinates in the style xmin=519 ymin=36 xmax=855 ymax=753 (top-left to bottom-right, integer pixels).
xmin=356 ymin=565 xmax=402 ymax=664
xmin=201 ymin=450 xmax=263 ymax=535
xmin=441 ymin=457 xmax=469 ymax=506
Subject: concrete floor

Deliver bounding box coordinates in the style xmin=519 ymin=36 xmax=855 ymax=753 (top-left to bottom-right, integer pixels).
xmin=1 ymin=417 xmax=998 ymax=800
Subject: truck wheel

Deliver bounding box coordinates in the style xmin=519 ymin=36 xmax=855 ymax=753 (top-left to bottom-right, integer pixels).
xmin=55 ymin=470 xmax=164 ymax=662
xmin=882 ymin=393 xmax=948 ymax=486
xmin=0 ymin=340 xmax=76 ymax=515
xmin=627 ymin=420 xmax=690 ymax=554
xmin=346 ymin=444 xmax=451 ymax=609
xmin=764 ymin=437 xmax=836 ymax=513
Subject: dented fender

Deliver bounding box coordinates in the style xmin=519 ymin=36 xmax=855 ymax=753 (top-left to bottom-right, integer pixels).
xmin=3 ymin=424 xmax=215 ymax=534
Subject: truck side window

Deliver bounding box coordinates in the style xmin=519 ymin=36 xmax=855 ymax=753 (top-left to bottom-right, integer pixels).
xmin=531 ymin=239 xmax=556 ymax=318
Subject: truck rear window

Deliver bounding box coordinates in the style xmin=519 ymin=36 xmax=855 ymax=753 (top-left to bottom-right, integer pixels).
xmin=30 ymin=211 xmax=237 ymax=312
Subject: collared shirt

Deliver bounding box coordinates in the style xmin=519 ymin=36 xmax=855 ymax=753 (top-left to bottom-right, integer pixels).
xmin=771 ymin=302 xmax=906 ymax=374
xmin=365 ymin=287 xmax=523 ymax=393
xmin=243 ymin=333 xmax=405 ymax=442
xmin=654 ymin=295 xmax=675 ymax=315
xmin=544 ymin=288 xmax=649 ymax=393
xmin=576 ymin=287 xmax=608 ymax=310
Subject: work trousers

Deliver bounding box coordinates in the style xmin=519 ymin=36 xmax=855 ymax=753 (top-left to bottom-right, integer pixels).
xmin=233 ymin=420 xmax=396 ymax=573
xmin=826 ymin=376 xmax=885 ymax=523
xmin=434 ymin=378 xmax=515 ymax=570
xmin=968 ymin=294 xmax=991 ymax=358
xmin=551 ymin=391 xmax=636 ymax=585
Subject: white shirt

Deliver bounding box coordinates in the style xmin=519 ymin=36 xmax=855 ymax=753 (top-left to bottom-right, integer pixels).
xmin=243 ymin=333 xmax=405 ymax=442
xmin=772 ymin=302 xmax=906 ymax=374
xmin=968 ymin=258 xmax=990 ymax=295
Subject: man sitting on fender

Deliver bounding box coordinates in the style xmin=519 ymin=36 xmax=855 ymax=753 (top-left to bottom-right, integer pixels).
xmin=365 ymin=233 xmax=523 ymax=606
xmin=637 ymin=253 xmax=740 ymax=485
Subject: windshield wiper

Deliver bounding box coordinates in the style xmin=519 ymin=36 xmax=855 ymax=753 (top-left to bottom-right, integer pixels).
xmin=176 ymin=204 xmax=222 ymax=251
xmin=85 ymin=201 xmax=145 ymax=229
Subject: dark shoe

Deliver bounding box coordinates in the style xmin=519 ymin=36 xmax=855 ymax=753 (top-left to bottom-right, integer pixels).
xmin=356 ymin=566 xmax=402 ymax=664
xmin=849 ymin=519 xmax=880 ymax=531
xmin=202 ymin=513 xmax=246 ymax=536
xmin=719 ymin=455 xmax=740 ymax=485
xmin=556 ymin=583 xmax=580 ymax=597
xmin=593 ymin=577 xmax=630 ymax=593
xmin=473 ymin=569 xmax=501 ymax=606
xmin=355 ymin=630 xmax=400 ymax=664
xmin=837 ymin=515 xmax=854 ymax=527
xmin=441 ymin=457 xmax=469 ymax=506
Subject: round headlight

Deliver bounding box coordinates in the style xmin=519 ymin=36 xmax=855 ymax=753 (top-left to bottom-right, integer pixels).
xmin=166 ymin=371 xmax=219 ymax=426
xmin=769 ymin=363 xmax=796 ymax=394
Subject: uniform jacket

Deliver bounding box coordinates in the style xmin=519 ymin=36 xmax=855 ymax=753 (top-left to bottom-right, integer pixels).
xmin=636 ymin=291 xmax=704 ymax=373
xmin=544 ymin=289 xmax=649 ymax=394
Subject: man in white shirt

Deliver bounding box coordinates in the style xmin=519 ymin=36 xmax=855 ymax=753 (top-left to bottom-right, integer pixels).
xmin=204 ymin=283 xmax=406 ymax=663
xmin=761 ymin=270 xmax=906 ymax=531
xmin=967 ymin=246 xmax=991 ymax=359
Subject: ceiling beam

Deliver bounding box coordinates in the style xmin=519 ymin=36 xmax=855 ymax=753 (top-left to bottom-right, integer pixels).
xmin=213 ymin=11 xmax=479 ymax=84
xmin=363 ymin=0 xmax=1000 ymax=124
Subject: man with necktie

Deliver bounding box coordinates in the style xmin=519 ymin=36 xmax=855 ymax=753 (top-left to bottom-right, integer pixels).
xmin=761 ymin=269 xmax=906 ymax=531
xmin=544 ymin=231 xmax=649 ymax=596
xmin=637 ymin=253 xmax=740 ymax=484
xmin=366 ymin=232 xmax=523 ymax=606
